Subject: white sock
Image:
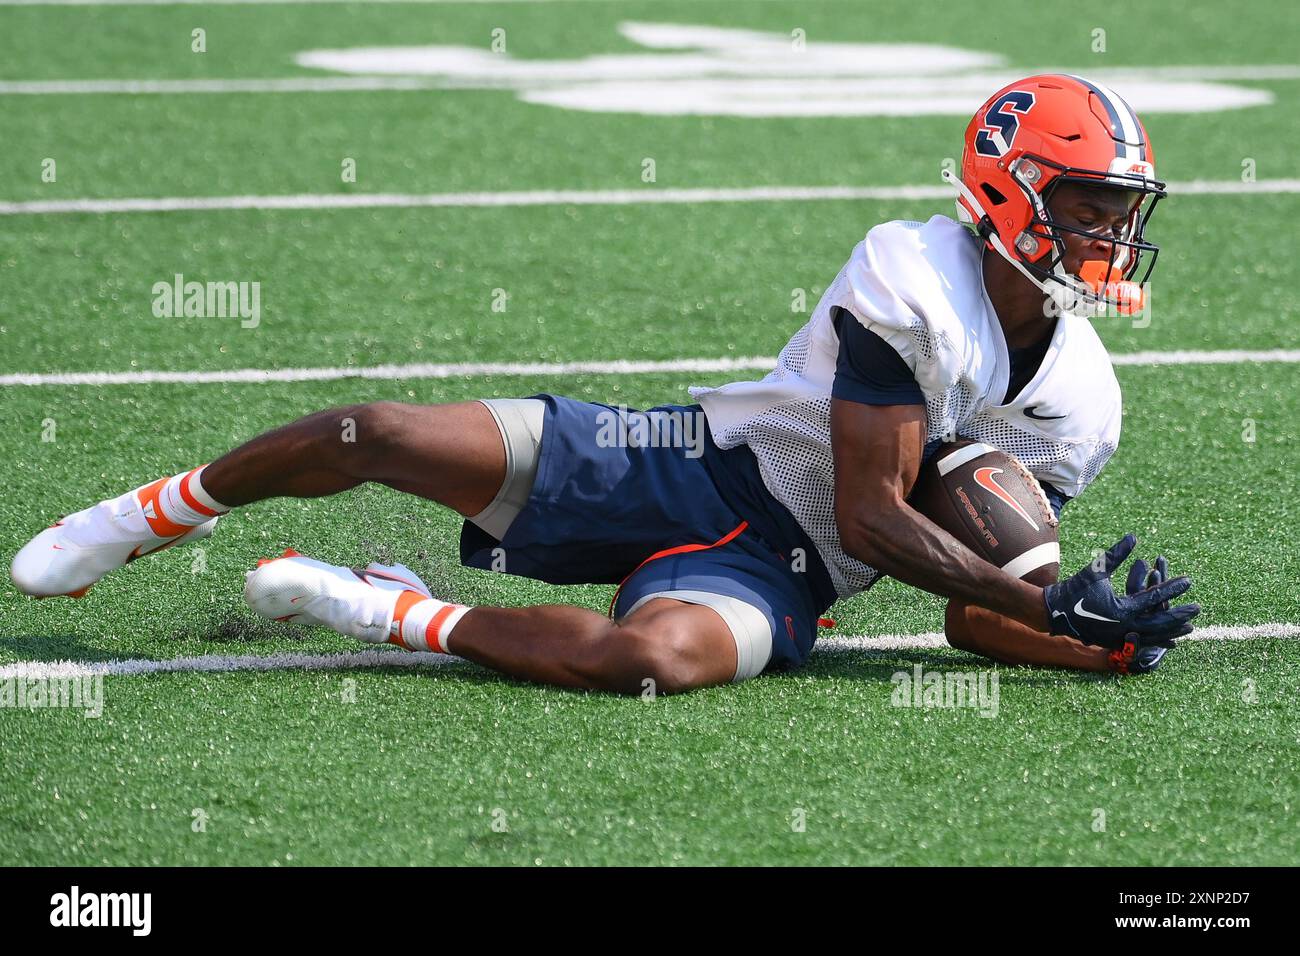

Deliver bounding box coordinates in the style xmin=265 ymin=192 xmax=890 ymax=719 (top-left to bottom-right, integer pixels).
xmin=389 ymin=591 xmax=471 ymax=653
xmin=155 ymin=465 xmax=231 ymax=526
xmin=68 ymin=465 xmax=230 ymax=543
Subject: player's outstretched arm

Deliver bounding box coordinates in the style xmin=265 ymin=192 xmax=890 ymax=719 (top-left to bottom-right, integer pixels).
xmin=944 ymin=600 xmax=1111 ymax=671
xmin=946 ymin=556 xmax=1181 ymax=674
xmin=830 ymin=399 xmax=1198 ymax=649
xmin=830 ymin=398 xmax=1051 ymax=631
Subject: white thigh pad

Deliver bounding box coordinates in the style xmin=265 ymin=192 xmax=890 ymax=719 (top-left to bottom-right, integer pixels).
xmin=623 ymin=589 xmax=773 ymax=682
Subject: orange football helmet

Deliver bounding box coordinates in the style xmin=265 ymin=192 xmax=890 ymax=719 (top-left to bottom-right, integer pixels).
xmin=942 ymin=74 xmax=1167 ymax=313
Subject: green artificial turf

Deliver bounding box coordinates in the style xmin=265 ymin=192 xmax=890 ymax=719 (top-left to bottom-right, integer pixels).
xmin=0 ymin=0 xmax=1295 ymax=866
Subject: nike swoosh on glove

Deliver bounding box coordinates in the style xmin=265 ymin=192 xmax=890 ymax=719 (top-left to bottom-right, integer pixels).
xmin=1042 ymin=535 xmax=1200 ymax=650
xmin=1110 ymin=555 xmax=1175 ymax=674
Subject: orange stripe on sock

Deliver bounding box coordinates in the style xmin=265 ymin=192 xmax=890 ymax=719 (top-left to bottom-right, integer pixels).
xmin=424 ymin=604 xmax=459 ymax=653
xmin=136 ymin=477 xmax=190 ymax=538
xmin=178 ymin=468 xmax=222 ymax=518
xmin=387 ymin=590 xmax=428 ymax=651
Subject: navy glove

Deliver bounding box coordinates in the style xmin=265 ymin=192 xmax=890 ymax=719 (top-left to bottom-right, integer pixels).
xmin=1043 ymin=535 xmax=1199 ymax=650
xmin=1109 ymin=555 xmax=1175 ymax=674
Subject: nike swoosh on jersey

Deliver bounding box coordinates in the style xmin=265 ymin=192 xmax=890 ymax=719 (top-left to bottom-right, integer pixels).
xmin=1024 ymin=406 xmax=1067 ymax=421
xmin=1073 ymin=598 xmax=1120 ymax=623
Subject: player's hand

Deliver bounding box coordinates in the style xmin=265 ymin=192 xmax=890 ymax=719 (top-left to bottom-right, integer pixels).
xmin=1042 ymin=535 xmax=1199 ymax=650
xmin=1109 ymin=554 xmax=1176 ymax=674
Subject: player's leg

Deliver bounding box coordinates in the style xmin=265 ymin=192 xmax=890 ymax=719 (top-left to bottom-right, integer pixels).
xmin=238 ymin=395 xmax=809 ymax=693
xmin=448 ymin=598 xmax=739 ymax=694
xmin=10 ymin=399 xmax=509 ymax=598
xmin=243 ymin=548 xmax=738 ymax=694
xmin=199 ymin=400 xmax=505 ymax=516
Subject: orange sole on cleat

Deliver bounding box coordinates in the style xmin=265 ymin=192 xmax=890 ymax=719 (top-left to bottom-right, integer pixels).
xmin=255 ymin=547 xmax=303 ymax=568
xmin=35 ymin=585 xmax=91 ymax=600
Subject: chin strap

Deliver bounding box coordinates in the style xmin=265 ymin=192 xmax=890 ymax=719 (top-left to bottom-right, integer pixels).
xmin=942 ymin=168 xmax=1045 ymax=287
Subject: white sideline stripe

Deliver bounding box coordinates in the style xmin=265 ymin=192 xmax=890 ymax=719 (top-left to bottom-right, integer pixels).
xmin=1 ymin=623 xmax=1295 ymax=680
xmin=3 ymin=349 xmax=1298 ymax=389
xmin=3 ymin=180 xmax=1300 ymax=217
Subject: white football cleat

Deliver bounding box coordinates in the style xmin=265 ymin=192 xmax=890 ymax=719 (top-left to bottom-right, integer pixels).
xmin=11 ymin=480 xmax=219 ymax=598
xmin=243 ymin=550 xmax=431 ymax=644
xmin=351 ymin=561 xmax=433 ymax=600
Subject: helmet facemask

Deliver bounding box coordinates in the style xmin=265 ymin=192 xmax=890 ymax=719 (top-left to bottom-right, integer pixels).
xmin=1005 ymin=156 xmax=1166 ymax=316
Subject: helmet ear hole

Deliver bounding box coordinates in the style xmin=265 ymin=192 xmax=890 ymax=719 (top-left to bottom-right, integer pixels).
xmin=980 ymin=183 xmax=1008 ymax=206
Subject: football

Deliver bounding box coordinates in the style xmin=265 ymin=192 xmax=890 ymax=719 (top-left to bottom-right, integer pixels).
xmin=909 ymin=440 xmax=1060 ymax=586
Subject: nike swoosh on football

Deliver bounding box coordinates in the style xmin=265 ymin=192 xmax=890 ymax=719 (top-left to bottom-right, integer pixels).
xmin=972 ymin=466 xmax=1040 ymax=532
xmin=1024 ymin=406 xmax=1067 ymax=421
xmin=1073 ymin=598 xmax=1120 ymax=623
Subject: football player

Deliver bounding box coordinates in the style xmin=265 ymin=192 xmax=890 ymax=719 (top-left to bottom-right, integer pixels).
xmin=12 ymin=75 xmax=1198 ymax=692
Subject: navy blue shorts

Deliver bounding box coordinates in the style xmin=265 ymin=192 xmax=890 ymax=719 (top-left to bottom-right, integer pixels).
xmin=459 ymin=394 xmax=837 ymax=674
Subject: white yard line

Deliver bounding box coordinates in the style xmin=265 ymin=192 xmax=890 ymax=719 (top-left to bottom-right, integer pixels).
xmin=0 ymin=0 xmax=590 ymax=6
xmin=3 ymin=180 xmax=1300 ymax=217
xmin=818 ymin=622 xmax=1300 ymax=653
xmin=0 ymin=185 xmax=956 ymax=215
xmin=1 ymin=350 xmax=1297 ymax=389
xmin=1 ymin=623 xmax=1294 ymax=680
xmin=0 ymin=77 xmax=503 ymax=95
xmin=0 ymin=356 xmax=777 ymax=387
xmin=1108 ymin=349 xmax=1300 ymax=366
xmin=0 ymin=648 xmax=459 ymax=680
xmin=3 ymin=67 xmax=1300 ymax=94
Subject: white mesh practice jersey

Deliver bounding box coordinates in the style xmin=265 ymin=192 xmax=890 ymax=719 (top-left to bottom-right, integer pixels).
xmin=690 ymin=214 xmax=1122 ymax=599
